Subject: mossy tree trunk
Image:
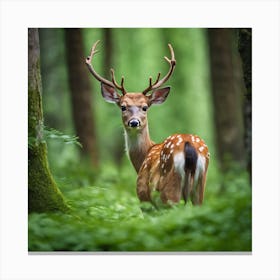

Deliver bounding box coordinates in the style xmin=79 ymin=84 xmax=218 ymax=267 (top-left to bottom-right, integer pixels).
xmin=28 ymin=28 xmax=69 ymax=213
xmin=238 ymin=28 xmax=252 ymax=183
xmin=208 ymin=28 xmax=245 ymax=172
xmin=64 ymin=28 xmax=99 ymax=167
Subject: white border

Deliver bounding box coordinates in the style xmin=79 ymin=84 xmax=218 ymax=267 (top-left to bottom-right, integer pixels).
xmin=1 ymin=0 xmax=279 ymax=280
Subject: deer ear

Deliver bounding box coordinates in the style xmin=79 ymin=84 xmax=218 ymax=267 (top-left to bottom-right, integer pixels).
xmin=101 ymin=83 xmax=120 ymax=103
xmin=149 ymin=87 xmax=170 ymax=105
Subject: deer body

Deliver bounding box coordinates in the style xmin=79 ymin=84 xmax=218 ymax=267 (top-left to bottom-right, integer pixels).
xmin=85 ymin=40 xmax=209 ymax=206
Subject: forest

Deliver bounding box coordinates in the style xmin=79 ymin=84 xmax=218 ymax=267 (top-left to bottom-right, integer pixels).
xmin=28 ymin=28 xmax=252 ymax=252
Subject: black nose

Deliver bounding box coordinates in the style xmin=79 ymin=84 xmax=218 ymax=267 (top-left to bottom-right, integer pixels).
xmin=128 ymin=119 xmax=140 ymax=127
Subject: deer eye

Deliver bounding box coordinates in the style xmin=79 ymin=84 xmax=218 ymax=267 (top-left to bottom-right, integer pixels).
xmin=121 ymin=105 xmax=127 ymax=112
xmin=142 ymin=106 xmax=148 ymax=112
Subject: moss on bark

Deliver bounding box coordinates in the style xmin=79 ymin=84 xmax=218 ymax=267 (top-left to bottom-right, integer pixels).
xmin=28 ymin=143 xmax=68 ymax=213
xmin=28 ymin=28 xmax=69 ymax=213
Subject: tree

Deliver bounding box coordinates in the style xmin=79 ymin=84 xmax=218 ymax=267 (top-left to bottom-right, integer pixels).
xmin=238 ymin=28 xmax=252 ymax=182
xmin=65 ymin=28 xmax=99 ymax=167
xmin=102 ymin=28 xmax=124 ymax=164
xmin=28 ymin=28 xmax=69 ymax=213
xmin=207 ymin=28 xmax=245 ymax=172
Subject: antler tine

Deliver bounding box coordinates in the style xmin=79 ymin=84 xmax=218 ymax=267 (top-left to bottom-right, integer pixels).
xmin=85 ymin=40 xmax=126 ymax=95
xmin=142 ymin=43 xmax=176 ymax=95
xmin=110 ymin=69 xmax=126 ymax=94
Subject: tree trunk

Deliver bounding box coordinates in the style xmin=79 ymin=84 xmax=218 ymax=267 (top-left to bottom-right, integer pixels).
xmin=238 ymin=28 xmax=252 ymax=182
xmin=103 ymin=28 xmax=124 ymax=164
xmin=28 ymin=28 xmax=69 ymax=213
xmin=208 ymin=28 xmax=245 ymax=171
xmin=65 ymin=28 xmax=99 ymax=167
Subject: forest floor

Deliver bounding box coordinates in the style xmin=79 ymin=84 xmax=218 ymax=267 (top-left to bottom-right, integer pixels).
xmin=28 ymin=161 xmax=251 ymax=252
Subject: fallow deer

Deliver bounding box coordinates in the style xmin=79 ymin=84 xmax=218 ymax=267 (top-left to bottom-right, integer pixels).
xmin=85 ymin=40 xmax=209 ymax=206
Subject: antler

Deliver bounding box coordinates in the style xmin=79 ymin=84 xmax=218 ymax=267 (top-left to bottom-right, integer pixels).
xmin=85 ymin=40 xmax=126 ymax=95
xmin=142 ymin=43 xmax=176 ymax=95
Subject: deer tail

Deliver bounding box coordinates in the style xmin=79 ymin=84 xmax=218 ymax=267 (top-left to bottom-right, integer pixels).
xmin=182 ymin=142 xmax=198 ymax=203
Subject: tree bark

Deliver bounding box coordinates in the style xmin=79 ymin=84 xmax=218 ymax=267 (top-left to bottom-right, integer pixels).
xmin=103 ymin=28 xmax=124 ymax=164
xmin=238 ymin=28 xmax=252 ymax=182
xmin=208 ymin=28 xmax=245 ymax=171
xmin=65 ymin=28 xmax=99 ymax=167
xmin=28 ymin=28 xmax=69 ymax=213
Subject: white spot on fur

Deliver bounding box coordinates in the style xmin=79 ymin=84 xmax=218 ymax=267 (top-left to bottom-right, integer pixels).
xmin=191 ymin=135 xmax=195 ymax=142
xmin=176 ymin=138 xmax=183 ymax=146
xmin=161 ymin=163 xmax=164 ymax=169
xmin=196 ymin=137 xmax=200 ymax=143
xmin=198 ymin=146 xmax=204 ymax=152
xmin=170 ymin=149 xmax=174 ymax=154
xmin=170 ymin=144 xmax=174 ymax=149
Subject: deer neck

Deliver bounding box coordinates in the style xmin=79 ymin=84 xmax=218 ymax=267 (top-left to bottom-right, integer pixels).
xmin=124 ymin=124 xmax=154 ymax=173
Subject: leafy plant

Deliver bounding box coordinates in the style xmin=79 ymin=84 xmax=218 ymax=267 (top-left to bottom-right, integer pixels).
xmin=28 ymin=125 xmax=82 ymax=149
xmin=43 ymin=126 xmax=82 ymax=147
xmin=28 ymin=162 xmax=251 ymax=252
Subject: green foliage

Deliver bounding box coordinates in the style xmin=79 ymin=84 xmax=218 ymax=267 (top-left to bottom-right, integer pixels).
xmin=29 ymin=162 xmax=251 ymax=252
xmin=30 ymin=28 xmax=251 ymax=252
xmin=43 ymin=126 xmax=82 ymax=147
xmin=28 ymin=125 xmax=82 ymax=149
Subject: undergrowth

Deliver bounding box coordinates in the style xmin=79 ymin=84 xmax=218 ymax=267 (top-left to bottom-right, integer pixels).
xmin=28 ymin=161 xmax=252 ymax=252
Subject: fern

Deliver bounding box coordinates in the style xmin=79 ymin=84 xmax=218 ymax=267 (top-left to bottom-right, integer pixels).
xmin=44 ymin=126 xmax=82 ymax=148
xmin=28 ymin=126 xmax=82 ymax=148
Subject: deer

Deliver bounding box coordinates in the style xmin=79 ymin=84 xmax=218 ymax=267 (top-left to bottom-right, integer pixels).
xmin=85 ymin=40 xmax=210 ymax=207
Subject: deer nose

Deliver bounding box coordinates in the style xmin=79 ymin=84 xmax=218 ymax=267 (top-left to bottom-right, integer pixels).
xmin=128 ymin=119 xmax=140 ymax=128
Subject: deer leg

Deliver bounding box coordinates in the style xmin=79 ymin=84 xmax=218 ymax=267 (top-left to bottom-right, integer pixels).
xmin=160 ymin=171 xmax=181 ymax=204
xmin=183 ymin=172 xmax=195 ymax=204
xmin=191 ymin=177 xmax=201 ymax=205
xmin=197 ymin=166 xmax=209 ymax=204
xmin=136 ymin=170 xmax=151 ymax=202
xmin=196 ymin=160 xmax=209 ymax=204
xmin=191 ymin=172 xmax=207 ymax=205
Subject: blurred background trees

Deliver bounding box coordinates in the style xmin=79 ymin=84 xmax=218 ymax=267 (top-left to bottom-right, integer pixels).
xmin=238 ymin=28 xmax=252 ymax=182
xmin=208 ymin=28 xmax=245 ymax=173
xmin=38 ymin=27 xmax=251 ymax=182
xmin=65 ymin=28 xmax=99 ymax=167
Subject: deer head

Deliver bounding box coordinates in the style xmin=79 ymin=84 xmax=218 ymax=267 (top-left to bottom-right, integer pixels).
xmin=85 ymin=40 xmax=176 ymax=132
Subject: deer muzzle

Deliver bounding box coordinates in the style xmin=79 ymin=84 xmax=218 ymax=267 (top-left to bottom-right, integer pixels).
xmin=128 ymin=119 xmax=141 ymax=128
